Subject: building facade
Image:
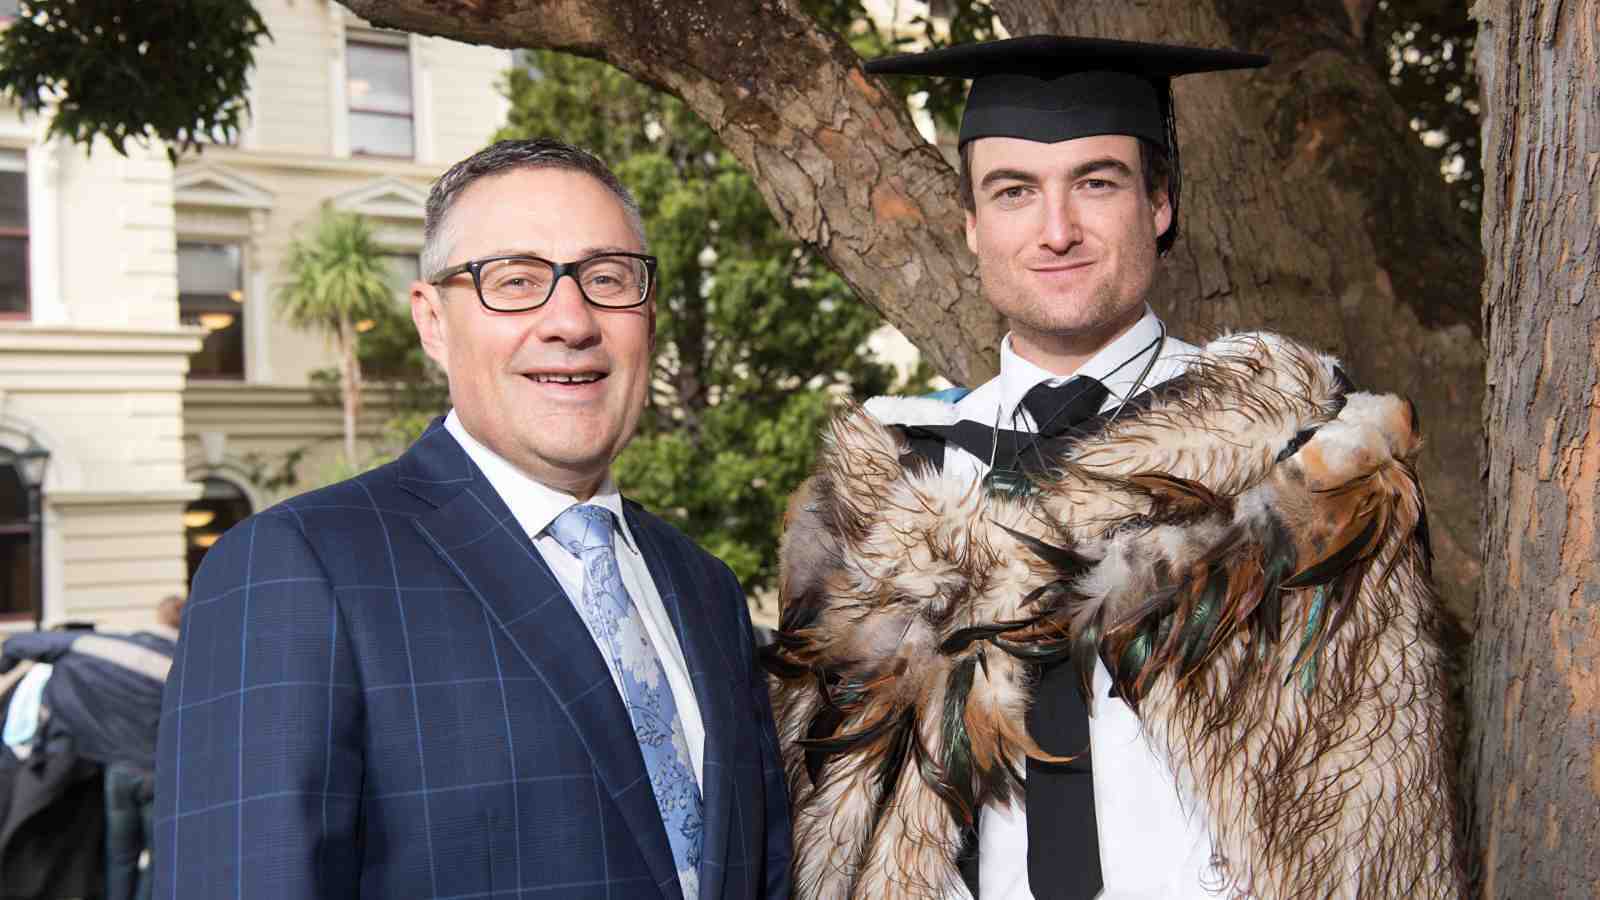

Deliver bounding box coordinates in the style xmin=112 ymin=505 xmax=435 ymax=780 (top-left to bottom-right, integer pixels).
xmin=0 ymin=1 xmax=508 ymax=631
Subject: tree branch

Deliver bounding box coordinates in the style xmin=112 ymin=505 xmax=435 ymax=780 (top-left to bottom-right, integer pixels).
xmin=344 ymin=0 xmax=1005 ymax=386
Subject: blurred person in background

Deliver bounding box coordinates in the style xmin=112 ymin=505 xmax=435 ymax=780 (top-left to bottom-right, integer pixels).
xmin=0 ymin=593 xmax=183 ymax=900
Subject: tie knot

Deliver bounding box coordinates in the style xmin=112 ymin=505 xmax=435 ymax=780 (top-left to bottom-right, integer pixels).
xmin=548 ymin=504 xmax=615 ymax=556
xmin=1020 ymin=375 xmax=1110 ymax=438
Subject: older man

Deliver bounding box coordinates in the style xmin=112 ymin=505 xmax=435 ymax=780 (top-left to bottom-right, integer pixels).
xmin=155 ymin=139 xmax=791 ymax=899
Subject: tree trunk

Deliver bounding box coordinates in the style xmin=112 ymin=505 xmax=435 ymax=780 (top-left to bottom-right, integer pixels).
xmin=339 ymin=315 xmax=360 ymax=465
xmin=1467 ymin=1 xmax=1600 ymax=894
xmin=339 ymin=0 xmax=1483 ymax=612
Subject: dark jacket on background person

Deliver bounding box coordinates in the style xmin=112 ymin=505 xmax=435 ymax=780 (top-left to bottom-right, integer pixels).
xmin=0 ymin=627 xmax=175 ymax=770
xmin=0 ymin=627 xmax=177 ymax=898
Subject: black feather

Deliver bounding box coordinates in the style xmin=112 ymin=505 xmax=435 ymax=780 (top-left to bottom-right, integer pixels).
xmin=1414 ymin=488 xmax=1435 ymax=579
xmin=1257 ymin=517 xmax=1299 ymax=643
xmin=992 ymin=635 xmax=1075 ymax=665
xmin=1317 ymin=565 xmax=1367 ymax=653
xmin=1282 ymin=514 xmax=1383 ymax=589
xmin=803 ymin=701 xmax=848 ymax=784
xmin=995 ymin=523 xmax=1092 ymax=576
xmin=1073 ymin=619 xmax=1103 ymax=702
xmin=858 ymin=708 xmax=919 ymax=875
xmin=1177 ymin=567 xmax=1226 ymax=677
xmin=777 ymin=580 xmax=833 ymax=633
xmin=1275 ymin=427 xmax=1322 ymax=463
xmin=757 ymin=644 xmax=808 ymax=678
xmin=940 ymin=615 xmax=1046 ymax=655
xmin=1117 ymin=627 xmax=1155 ymax=710
xmin=938 ymin=655 xmax=979 ymax=825
xmin=798 ymin=709 xmax=901 ymax=756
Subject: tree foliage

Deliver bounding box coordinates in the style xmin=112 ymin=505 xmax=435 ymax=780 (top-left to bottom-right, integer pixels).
xmin=803 ymin=0 xmax=999 ymax=132
xmin=1370 ymin=0 xmax=1480 ymax=218
xmin=0 ymin=0 xmax=269 ymax=159
xmin=497 ymin=49 xmax=921 ymax=592
xmin=278 ymin=209 xmax=395 ymax=464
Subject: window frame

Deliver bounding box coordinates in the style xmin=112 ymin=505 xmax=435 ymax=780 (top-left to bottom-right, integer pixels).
xmin=345 ymin=33 xmax=416 ymax=160
xmin=0 ymin=157 xmax=30 ymax=322
xmin=0 ymin=454 xmax=37 ymax=624
xmin=177 ymin=239 xmax=248 ymax=380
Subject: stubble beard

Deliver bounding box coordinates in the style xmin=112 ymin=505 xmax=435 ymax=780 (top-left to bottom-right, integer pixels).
xmin=983 ymin=263 xmax=1142 ymax=357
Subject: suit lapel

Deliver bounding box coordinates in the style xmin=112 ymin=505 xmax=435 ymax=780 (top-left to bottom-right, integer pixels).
xmin=626 ymin=506 xmax=738 ymax=900
xmin=399 ymin=425 xmax=683 ymax=898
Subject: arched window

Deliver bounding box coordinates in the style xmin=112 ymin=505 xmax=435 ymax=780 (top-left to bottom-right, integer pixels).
xmin=0 ymin=457 xmax=30 ymax=618
xmin=184 ymin=477 xmax=253 ymax=586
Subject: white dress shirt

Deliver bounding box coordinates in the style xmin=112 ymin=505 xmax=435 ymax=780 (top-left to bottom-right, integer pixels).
xmin=444 ymin=411 xmax=706 ymax=787
xmin=943 ymin=310 xmax=1221 ymax=899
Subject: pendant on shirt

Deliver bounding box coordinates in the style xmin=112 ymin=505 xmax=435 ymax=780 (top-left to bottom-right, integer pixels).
xmin=983 ymin=466 xmax=1037 ymax=499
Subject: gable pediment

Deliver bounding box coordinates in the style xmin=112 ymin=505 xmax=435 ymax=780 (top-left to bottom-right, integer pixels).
xmin=331 ymin=177 xmax=428 ymax=221
xmin=173 ymin=164 xmax=274 ymax=211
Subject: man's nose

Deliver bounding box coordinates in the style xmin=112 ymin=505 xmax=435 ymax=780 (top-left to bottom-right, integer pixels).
xmin=532 ymin=275 xmax=602 ymax=346
xmin=1039 ymin=196 xmax=1082 ymax=253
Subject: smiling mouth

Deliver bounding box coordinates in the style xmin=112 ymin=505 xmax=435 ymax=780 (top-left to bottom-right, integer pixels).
xmin=526 ymin=373 xmax=606 ymax=384
xmin=1030 ymin=260 xmax=1094 ymax=273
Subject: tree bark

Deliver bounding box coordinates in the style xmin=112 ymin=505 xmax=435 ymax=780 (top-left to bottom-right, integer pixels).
xmin=340 ymin=0 xmax=1483 ymax=612
xmin=339 ymin=315 xmax=360 ymax=464
xmin=1468 ymin=0 xmax=1600 ymax=894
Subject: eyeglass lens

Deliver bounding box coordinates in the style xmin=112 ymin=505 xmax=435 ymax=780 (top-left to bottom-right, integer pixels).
xmin=478 ymin=255 xmax=648 ymax=309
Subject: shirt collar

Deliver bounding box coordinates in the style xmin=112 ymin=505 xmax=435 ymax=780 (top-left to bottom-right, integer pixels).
xmin=443 ymin=410 xmax=637 ymax=552
xmin=996 ymin=307 xmax=1166 ymax=426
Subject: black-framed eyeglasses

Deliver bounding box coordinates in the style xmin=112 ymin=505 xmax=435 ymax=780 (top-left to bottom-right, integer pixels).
xmin=428 ymin=252 xmax=657 ymax=312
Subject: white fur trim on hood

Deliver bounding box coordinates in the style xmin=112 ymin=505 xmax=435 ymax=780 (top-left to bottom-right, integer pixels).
xmin=862 ymin=395 xmax=964 ymax=428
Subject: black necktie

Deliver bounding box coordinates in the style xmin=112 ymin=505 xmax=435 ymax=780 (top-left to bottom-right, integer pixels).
xmin=980 ymin=377 xmax=1111 ymax=485
xmin=1019 ymin=376 xmax=1108 ymax=898
xmin=1020 ymin=376 xmax=1111 ymax=438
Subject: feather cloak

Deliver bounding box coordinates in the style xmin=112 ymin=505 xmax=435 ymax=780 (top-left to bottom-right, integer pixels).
xmin=763 ymin=332 xmax=1463 ymax=899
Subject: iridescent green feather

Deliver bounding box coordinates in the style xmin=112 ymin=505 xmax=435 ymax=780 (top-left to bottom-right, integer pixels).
xmin=1287 ymin=585 xmax=1330 ymax=696
xmin=939 ymin=655 xmax=980 ymax=824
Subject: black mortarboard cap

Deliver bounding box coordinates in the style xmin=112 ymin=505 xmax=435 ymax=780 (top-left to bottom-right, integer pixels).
xmin=865 ymin=35 xmax=1267 ymax=254
xmin=863 ymin=35 xmax=1268 ymax=149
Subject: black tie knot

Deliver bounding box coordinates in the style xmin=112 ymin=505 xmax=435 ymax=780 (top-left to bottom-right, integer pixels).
xmin=1021 ymin=376 xmax=1111 ymax=438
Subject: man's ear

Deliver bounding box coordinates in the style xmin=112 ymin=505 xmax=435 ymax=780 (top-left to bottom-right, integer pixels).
xmin=1152 ymin=183 xmax=1173 ymax=239
xmin=411 ymin=282 xmax=450 ymax=373
xmin=965 ymin=209 xmax=980 ymax=256
xmin=646 ymin=289 xmax=657 ymax=352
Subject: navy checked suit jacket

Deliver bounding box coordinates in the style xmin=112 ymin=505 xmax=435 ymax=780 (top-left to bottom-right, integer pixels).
xmin=154 ymin=424 xmax=793 ymax=899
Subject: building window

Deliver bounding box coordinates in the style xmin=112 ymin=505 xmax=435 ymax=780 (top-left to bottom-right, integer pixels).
xmin=185 ymin=477 xmax=252 ymax=586
xmin=178 ymin=242 xmax=245 ymax=379
xmin=0 ymin=458 xmax=34 ymax=620
xmin=0 ymin=159 xmax=27 ymax=318
xmin=347 ymin=38 xmax=414 ymax=158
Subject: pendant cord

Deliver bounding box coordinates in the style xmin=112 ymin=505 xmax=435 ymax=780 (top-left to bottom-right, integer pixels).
xmin=998 ymin=323 xmax=1167 ymax=478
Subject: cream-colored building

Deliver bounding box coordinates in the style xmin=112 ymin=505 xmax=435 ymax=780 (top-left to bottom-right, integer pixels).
xmin=0 ymin=1 xmax=508 ymax=632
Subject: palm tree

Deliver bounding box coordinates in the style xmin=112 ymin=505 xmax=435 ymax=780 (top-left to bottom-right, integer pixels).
xmin=278 ymin=208 xmax=395 ymax=465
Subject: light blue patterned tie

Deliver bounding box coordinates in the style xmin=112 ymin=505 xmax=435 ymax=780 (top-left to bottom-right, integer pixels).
xmin=548 ymin=504 xmax=703 ymax=900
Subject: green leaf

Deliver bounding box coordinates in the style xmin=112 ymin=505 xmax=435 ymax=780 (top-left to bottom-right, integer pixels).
xmin=0 ymin=0 xmax=270 ymax=158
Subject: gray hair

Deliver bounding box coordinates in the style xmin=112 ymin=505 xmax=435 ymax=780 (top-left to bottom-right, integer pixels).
xmin=420 ymin=138 xmax=647 ymax=280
